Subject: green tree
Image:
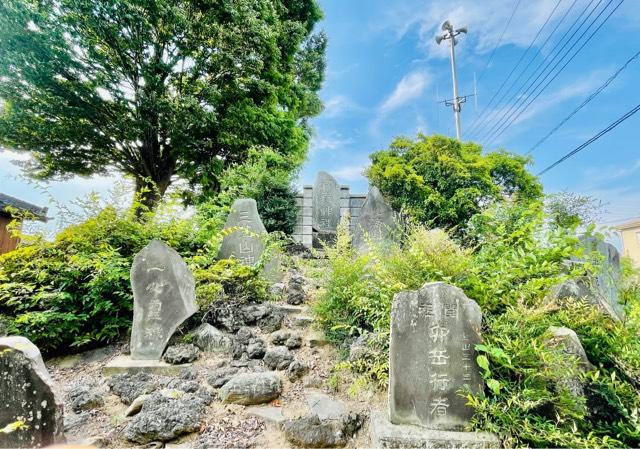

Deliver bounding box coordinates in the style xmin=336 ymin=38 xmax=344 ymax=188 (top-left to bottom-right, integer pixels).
xmin=366 ymin=134 xmax=542 ymax=237
xmin=0 ymin=0 xmax=326 ymax=210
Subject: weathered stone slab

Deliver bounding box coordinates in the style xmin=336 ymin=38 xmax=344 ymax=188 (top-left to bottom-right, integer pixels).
xmin=218 ymin=198 xmax=267 ymax=266
xmin=102 ymin=355 xmax=193 ymax=376
xmin=0 ymin=336 xmax=64 ymax=448
xmin=352 ymin=186 xmax=398 ymax=252
xmin=130 ymin=240 xmax=197 ymax=360
xmin=575 ymin=235 xmax=623 ymax=319
xmin=390 ymin=282 xmax=483 ymax=431
xmin=312 ymin=172 xmax=341 ymax=232
xmin=370 ymin=412 xmax=500 ymax=449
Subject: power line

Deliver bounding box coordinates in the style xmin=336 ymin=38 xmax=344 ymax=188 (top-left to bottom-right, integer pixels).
xmin=467 ymin=0 xmax=579 ymax=137
xmin=476 ymin=0 xmax=523 ymax=83
xmin=482 ymin=0 xmax=623 ymax=147
xmin=477 ymin=0 xmax=606 ymax=143
xmin=537 ymin=102 xmax=640 ymax=176
xmin=526 ymin=48 xmax=640 ymax=154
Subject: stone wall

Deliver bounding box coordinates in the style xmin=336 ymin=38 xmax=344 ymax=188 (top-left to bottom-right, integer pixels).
xmin=292 ymin=185 xmax=366 ymax=248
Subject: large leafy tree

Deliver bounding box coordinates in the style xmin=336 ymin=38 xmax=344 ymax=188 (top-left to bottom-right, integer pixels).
xmin=0 ymin=0 xmax=326 ymax=209
xmin=366 ymin=134 xmax=543 ymax=238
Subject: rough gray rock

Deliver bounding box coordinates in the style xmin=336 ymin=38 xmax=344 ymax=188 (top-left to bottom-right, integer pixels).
xmin=67 ymin=384 xmax=104 ymax=413
xmin=125 ymin=394 xmax=150 ymax=417
xmin=242 ymin=304 xmax=272 ymax=325
xmin=205 ymin=300 xmax=248 ymax=333
xmin=287 ymin=273 xmax=307 ymax=305
xmin=280 ymin=413 xmax=364 ymax=448
xmin=552 ymin=278 xmax=621 ymax=322
xmin=306 ymin=392 xmax=347 ymax=421
xmin=0 ymin=336 xmax=64 ymax=448
xmin=192 ymin=323 xmax=230 ymax=352
xmin=219 ymin=372 xmax=282 ymax=405
xmin=271 ymin=283 xmax=286 ymax=297
xmin=546 ymin=326 xmax=593 ymax=398
xmin=271 ymin=331 xmax=302 ymax=349
xmin=207 ymin=367 xmax=240 ymax=388
xmin=130 ymin=239 xmax=198 ymax=360
xmin=247 ymin=339 xmax=267 ymax=359
xmin=124 ymin=391 xmax=207 ymax=444
xmin=163 ymin=343 xmax=200 ymax=365
xmin=107 ymin=372 xmax=157 ymax=404
xmin=263 ymin=346 xmax=294 ymax=370
xmin=257 ymin=311 xmax=284 ymax=333
xmin=287 ymin=361 xmax=309 ymax=382
xmin=348 ymin=332 xmax=384 ymax=364
xmin=290 ymin=315 xmax=314 ymax=328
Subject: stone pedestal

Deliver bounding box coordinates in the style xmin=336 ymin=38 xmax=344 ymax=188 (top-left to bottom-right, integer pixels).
xmin=102 ymin=355 xmax=192 ymax=376
xmin=369 ymin=412 xmax=499 ymax=449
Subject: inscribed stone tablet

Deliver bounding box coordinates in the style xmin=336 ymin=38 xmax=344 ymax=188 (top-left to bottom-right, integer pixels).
xmin=389 ymin=282 xmax=484 ymax=431
xmin=352 ymin=186 xmax=398 ymax=252
xmin=218 ymin=199 xmax=267 ymax=266
xmin=130 ymin=240 xmax=197 ymax=360
xmin=312 ymin=172 xmax=341 ymax=232
xmin=0 ymin=336 xmax=64 ymax=448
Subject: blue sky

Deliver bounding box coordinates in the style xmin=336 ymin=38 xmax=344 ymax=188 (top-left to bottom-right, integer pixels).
xmin=2 ymin=0 xmax=640 ymax=231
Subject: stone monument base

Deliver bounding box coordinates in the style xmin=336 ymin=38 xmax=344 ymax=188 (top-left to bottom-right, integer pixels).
xmin=369 ymin=412 xmax=500 ymax=449
xmin=103 ymin=355 xmax=192 ymax=376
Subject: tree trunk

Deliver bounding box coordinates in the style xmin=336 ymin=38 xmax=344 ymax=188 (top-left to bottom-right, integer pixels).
xmin=133 ymin=169 xmax=173 ymax=218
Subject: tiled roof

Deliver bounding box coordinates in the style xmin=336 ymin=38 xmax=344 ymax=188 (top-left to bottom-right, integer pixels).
xmin=0 ymin=193 xmax=48 ymax=221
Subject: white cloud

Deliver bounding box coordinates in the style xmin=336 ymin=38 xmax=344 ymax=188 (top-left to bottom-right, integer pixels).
xmin=380 ymin=71 xmax=431 ymax=113
xmin=322 ymin=95 xmax=359 ymax=118
xmin=309 ymin=131 xmax=354 ymax=153
xmin=376 ymin=0 xmax=592 ymax=60
xmin=333 ymin=164 xmax=368 ymax=182
xmin=0 ymin=148 xmax=31 ymax=162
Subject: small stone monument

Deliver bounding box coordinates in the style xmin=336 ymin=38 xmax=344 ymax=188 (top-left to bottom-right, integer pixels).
xmin=371 ymin=282 xmax=499 ymax=448
xmin=104 ymin=240 xmax=197 ymax=375
xmin=352 ymin=186 xmax=398 ymax=252
xmin=312 ymin=172 xmax=341 ymax=245
xmin=219 ymin=199 xmax=267 ymax=266
xmin=218 ymin=198 xmax=282 ymax=282
xmin=0 ymin=336 xmax=64 ymax=448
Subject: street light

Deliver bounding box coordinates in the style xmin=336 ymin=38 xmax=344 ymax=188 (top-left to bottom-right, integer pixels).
xmin=435 ymin=21 xmax=468 ymax=140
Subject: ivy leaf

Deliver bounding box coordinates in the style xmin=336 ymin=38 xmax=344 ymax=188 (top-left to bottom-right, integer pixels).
xmin=477 ymin=354 xmax=490 ymax=372
xmin=486 ymin=378 xmax=502 ymax=395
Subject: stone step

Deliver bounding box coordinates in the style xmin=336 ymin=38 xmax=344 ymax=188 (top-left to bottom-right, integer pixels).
xmin=290 ymin=315 xmax=314 ymax=328
xmin=246 ymin=405 xmax=285 ymax=425
xmin=304 ymin=390 xmax=346 ymax=420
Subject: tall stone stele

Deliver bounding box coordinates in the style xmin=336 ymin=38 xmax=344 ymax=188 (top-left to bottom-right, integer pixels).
xmin=352 ymin=186 xmax=398 ymax=253
xmin=312 ymin=171 xmax=341 ymax=234
xmin=218 ymin=199 xmax=268 ymax=266
xmin=389 ymin=282 xmax=484 ymax=430
xmin=0 ymin=336 xmax=64 ymax=448
xmin=130 ymin=240 xmax=198 ymax=360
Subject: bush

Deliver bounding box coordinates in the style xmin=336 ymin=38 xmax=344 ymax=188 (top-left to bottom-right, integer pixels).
xmin=316 ymin=201 xmax=640 ymax=447
xmin=365 ymin=134 xmax=542 ymax=239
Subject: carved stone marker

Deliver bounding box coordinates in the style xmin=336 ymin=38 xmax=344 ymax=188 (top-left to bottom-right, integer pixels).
xmin=352 ymin=186 xmax=398 ymax=252
xmin=0 ymin=336 xmax=64 ymax=448
xmin=312 ymin=172 xmax=341 ymax=233
xmin=218 ymin=199 xmax=267 ymax=266
xmin=130 ymin=240 xmax=197 ymax=360
xmin=389 ymin=282 xmax=484 ymax=431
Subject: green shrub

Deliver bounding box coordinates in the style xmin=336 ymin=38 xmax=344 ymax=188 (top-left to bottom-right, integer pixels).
xmin=365 ymin=134 xmax=542 ymax=239
xmin=316 ymin=201 xmax=640 ymax=447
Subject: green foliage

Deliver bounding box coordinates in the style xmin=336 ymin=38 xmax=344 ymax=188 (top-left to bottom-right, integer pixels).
xmin=316 ymin=200 xmax=640 ymax=447
xmin=365 ymin=134 xmax=543 ymax=238
xmin=0 ymin=0 xmax=325 ymax=209
xmin=0 ymin=198 xmax=280 ymax=354
xmin=545 ymin=191 xmax=606 ymax=228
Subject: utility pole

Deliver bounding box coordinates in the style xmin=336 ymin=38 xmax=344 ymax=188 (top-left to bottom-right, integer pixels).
xmin=436 ymin=21 xmax=468 ymax=140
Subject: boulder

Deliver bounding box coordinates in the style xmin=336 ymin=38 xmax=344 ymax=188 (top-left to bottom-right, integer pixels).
xmin=192 ymin=323 xmax=230 ymax=352
xmin=163 ymin=343 xmax=200 ymax=365
xmin=271 ymin=331 xmax=302 ymax=349
xmin=107 ymin=372 xmax=157 ymax=404
xmin=257 ymin=311 xmax=284 ymax=333
xmin=207 ymin=367 xmax=240 ymax=388
xmin=280 ymin=413 xmax=364 ymax=448
xmin=0 ymin=336 xmax=65 ymax=448
xmin=124 ymin=391 xmax=207 ymax=444
xmin=546 ymin=326 xmax=593 ymax=398
xmin=219 ymin=372 xmax=282 ymax=405
xmin=264 ymin=346 xmax=294 ymax=370
xmin=247 ymin=339 xmax=267 ymax=359
xmin=287 ymin=273 xmax=307 ymax=305
xmin=287 ymin=361 xmax=309 ymax=382
xmin=67 ymin=384 xmax=104 ymax=413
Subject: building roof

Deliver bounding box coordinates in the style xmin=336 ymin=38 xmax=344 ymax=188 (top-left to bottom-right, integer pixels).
xmin=0 ymin=193 xmax=48 ymax=222
xmin=615 ymin=217 xmax=640 ymax=231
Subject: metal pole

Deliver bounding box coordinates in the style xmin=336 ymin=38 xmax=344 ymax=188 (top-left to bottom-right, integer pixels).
xmin=449 ymin=34 xmax=462 ymax=140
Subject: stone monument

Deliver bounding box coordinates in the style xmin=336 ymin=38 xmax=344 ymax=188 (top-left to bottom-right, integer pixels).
xmin=352 ymin=186 xmax=398 ymax=253
xmin=312 ymin=172 xmax=341 ymax=246
xmin=371 ymin=282 xmax=499 ymax=448
xmin=218 ymin=198 xmax=282 ymax=282
xmin=0 ymin=336 xmax=64 ymax=448
xmin=104 ymin=240 xmax=198 ymax=375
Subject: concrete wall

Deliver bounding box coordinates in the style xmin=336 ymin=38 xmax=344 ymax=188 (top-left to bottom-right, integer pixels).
xmin=292 ymin=185 xmax=366 ymax=247
xmin=620 ymin=224 xmax=640 ymax=266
